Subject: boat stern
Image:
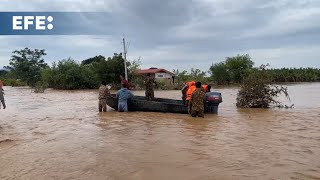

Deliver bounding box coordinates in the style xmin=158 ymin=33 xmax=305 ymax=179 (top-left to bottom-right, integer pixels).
xmin=205 ymin=92 xmax=222 ymax=114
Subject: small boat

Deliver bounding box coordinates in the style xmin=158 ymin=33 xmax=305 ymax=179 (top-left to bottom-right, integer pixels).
xmin=106 ymin=92 xmax=223 ymax=114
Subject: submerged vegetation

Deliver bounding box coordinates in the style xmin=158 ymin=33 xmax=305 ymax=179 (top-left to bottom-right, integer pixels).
xmin=236 ymin=64 xmax=291 ymax=108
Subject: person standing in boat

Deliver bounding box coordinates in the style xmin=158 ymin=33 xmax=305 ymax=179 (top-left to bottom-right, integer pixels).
xmin=120 ymin=73 xmax=135 ymax=90
xmin=120 ymin=73 xmax=129 ymax=89
xmin=144 ymin=73 xmax=158 ymax=101
xmin=188 ymin=82 xmax=205 ymax=118
xmin=0 ymin=80 xmax=6 ymax=109
xmin=202 ymin=84 xmax=211 ymax=93
xmin=116 ymin=83 xmax=134 ymax=112
xmin=98 ymin=81 xmax=110 ymax=112
xmin=186 ymin=81 xmax=196 ymax=105
xmin=207 ymin=85 xmax=211 ymax=92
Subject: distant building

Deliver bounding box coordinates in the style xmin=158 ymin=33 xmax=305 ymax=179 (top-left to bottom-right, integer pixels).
xmin=135 ymin=67 xmax=176 ymax=85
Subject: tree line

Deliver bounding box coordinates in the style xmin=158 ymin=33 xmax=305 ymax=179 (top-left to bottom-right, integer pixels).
xmin=209 ymin=54 xmax=320 ymax=84
xmin=1 ymin=48 xmax=320 ymax=91
xmin=1 ymin=48 xmax=142 ymax=90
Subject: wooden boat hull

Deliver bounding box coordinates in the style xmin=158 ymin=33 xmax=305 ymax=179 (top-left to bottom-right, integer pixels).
xmin=106 ymin=92 xmax=222 ymax=114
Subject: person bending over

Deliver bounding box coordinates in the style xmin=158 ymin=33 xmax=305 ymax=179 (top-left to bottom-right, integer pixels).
xmin=116 ymin=84 xmax=134 ymax=112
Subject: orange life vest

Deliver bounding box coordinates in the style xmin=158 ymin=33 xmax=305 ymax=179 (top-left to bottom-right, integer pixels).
xmin=188 ymin=81 xmax=195 ymax=87
xmin=186 ymin=81 xmax=196 ymax=101
xmin=202 ymin=85 xmax=208 ymax=92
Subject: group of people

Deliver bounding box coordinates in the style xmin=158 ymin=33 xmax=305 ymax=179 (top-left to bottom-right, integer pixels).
xmin=0 ymin=80 xmax=6 ymax=109
xmin=97 ymin=73 xmax=211 ymax=118
xmin=98 ymin=79 xmax=133 ymax=113
xmin=1 ymin=76 xmax=209 ymax=118
xmin=182 ymin=81 xmax=211 ymax=118
xmin=98 ymin=73 xmax=158 ymax=113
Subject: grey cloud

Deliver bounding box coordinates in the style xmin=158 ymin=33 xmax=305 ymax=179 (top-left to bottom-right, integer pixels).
xmin=0 ymin=0 xmax=114 ymax=12
xmin=1 ymin=0 xmax=320 ymax=70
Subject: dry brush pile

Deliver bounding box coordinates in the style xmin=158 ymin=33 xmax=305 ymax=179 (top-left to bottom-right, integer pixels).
xmin=236 ymin=64 xmax=292 ymax=108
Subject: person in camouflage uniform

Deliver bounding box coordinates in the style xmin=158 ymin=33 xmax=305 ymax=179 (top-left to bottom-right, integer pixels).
xmin=98 ymin=81 xmax=110 ymax=112
xmin=181 ymin=82 xmax=189 ymax=105
xmin=188 ymin=82 xmax=205 ymax=117
xmin=0 ymin=80 xmax=6 ymax=109
xmin=144 ymin=73 xmax=158 ymax=101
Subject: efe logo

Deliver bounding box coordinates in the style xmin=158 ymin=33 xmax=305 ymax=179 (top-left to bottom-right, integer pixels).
xmin=12 ymin=16 xmax=53 ymax=30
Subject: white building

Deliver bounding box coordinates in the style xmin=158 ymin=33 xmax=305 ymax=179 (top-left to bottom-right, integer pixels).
xmin=135 ymin=68 xmax=176 ymax=84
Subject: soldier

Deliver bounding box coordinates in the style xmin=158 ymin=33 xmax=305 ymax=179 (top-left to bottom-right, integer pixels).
xmin=144 ymin=73 xmax=158 ymax=101
xmin=0 ymin=80 xmax=6 ymax=109
xmin=188 ymin=81 xmax=205 ymax=118
xmin=181 ymin=82 xmax=189 ymax=105
xmin=98 ymin=81 xmax=110 ymax=112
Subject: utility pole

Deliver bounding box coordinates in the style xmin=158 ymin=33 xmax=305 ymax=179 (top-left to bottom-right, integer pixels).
xmin=123 ymin=34 xmax=128 ymax=80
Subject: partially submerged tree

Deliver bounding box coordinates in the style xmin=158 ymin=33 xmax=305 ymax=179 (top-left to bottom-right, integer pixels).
xmin=8 ymin=48 xmax=48 ymax=87
xmin=236 ymin=64 xmax=292 ymax=108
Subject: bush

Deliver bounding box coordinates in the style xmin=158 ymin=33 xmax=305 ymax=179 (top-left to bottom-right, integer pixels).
xmin=236 ymin=64 xmax=291 ymax=108
xmin=2 ymin=79 xmax=27 ymax=87
xmin=32 ymin=81 xmax=48 ymax=93
xmin=42 ymin=58 xmax=99 ymax=90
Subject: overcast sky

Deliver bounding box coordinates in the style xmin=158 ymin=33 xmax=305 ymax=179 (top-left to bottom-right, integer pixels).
xmin=1 ymin=0 xmax=320 ymax=71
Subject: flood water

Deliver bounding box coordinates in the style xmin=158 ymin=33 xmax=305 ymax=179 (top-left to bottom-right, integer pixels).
xmin=0 ymin=83 xmax=319 ymax=179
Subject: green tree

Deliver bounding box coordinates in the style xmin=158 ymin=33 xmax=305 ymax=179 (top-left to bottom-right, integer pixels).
xmin=209 ymin=62 xmax=231 ymax=85
xmin=209 ymin=54 xmax=254 ymax=85
xmin=81 ymin=55 xmax=106 ymax=65
xmin=127 ymin=57 xmax=142 ymax=88
xmin=190 ymin=68 xmax=207 ymax=82
xmin=0 ymin=70 xmax=8 ymax=77
xmin=225 ymin=54 xmax=254 ymax=83
xmin=128 ymin=57 xmax=141 ymax=73
xmin=44 ymin=58 xmax=99 ymax=90
xmin=8 ymin=48 xmax=48 ymax=87
xmin=94 ymin=53 xmax=126 ymax=85
xmin=42 ymin=53 xmax=145 ymax=90
xmin=176 ymin=70 xmax=189 ymax=84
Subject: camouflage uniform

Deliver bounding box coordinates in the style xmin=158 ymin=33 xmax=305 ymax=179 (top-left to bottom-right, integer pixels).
xmin=98 ymin=85 xmax=110 ymax=112
xmin=188 ymin=88 xmax=205 ymax=117
xmin=144 ymin=76 xmax=157 ymax=101
xmin=181 ymin=84 xmax=188 ymax=105
xmin=0 ymin=88 xmax=5 ymax=109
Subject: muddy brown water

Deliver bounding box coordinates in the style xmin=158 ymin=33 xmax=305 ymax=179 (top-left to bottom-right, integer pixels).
xmin=0 ymin=83 xmax=319 ymax=180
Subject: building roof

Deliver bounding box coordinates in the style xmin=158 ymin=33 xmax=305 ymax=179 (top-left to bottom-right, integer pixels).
xmin=135 ymin=68 xmax=175 ymax=75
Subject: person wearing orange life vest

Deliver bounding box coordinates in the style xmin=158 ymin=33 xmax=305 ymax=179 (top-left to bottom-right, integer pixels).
xmin=202 ymin=84 xmax=211 ymax=93
xmin=186 ymin=81 xmax=196 ymax=105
